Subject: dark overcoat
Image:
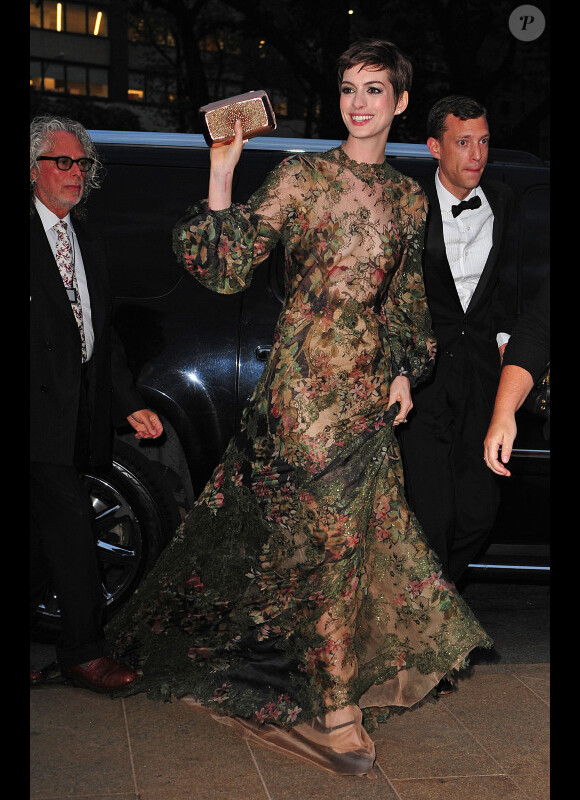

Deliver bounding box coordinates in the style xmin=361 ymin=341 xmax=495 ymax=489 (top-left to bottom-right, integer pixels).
xmin=30 ymin=212 xmax=143 ymax=468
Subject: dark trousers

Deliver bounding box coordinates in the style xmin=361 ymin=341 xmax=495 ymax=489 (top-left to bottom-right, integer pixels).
xmin=398 ymin=352 xmax=500 ymax=583
xmin=30 ymin=364 xmax=105 ymax=666
xmin=30 ymin=462 xmax=105 ymax=665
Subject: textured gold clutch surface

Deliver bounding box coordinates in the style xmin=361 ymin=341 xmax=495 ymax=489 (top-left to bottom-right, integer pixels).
xmin=199 ymin=90 xmax=277 ymax=146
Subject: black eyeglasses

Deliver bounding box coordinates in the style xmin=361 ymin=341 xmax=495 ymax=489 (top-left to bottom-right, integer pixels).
xmin=37 ymin=156 xmax=95 ymax=173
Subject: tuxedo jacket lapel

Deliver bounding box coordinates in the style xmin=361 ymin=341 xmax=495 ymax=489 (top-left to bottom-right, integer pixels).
xmin=423 ymin=175 xmax=506 ymax=316
xmin=423 ymin=177 xmax=464 ymax=310
xmin=465 ymin=180 xmax=506 ymax=313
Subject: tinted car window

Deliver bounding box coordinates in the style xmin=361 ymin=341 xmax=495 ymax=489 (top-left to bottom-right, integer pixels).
xmin=89 ymin=145 xmax=281 ymax=298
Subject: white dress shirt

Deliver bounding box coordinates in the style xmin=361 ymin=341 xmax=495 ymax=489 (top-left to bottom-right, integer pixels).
xmin=34 ymin=197 xmax=95 ymax=359
xmin=435 ymin=169 xmax=509 ymax=348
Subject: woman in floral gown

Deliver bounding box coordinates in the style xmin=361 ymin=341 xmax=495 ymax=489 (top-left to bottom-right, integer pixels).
xmin=107 ymin=39 xmax=491 ymax=775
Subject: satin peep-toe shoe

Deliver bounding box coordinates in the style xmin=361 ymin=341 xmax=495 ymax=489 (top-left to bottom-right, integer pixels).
xmin=213 ymin=705 xmax=376 ymax=776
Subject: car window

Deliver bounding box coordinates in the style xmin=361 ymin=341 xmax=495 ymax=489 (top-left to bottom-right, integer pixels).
xmin=88 ymin=147 xmax=285 ymax=299
xmin=87 ymin=162 xmax=196 ymax=298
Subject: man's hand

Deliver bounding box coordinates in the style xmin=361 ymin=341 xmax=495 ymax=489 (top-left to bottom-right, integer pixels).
xmin=483 ymin=365 xmax=534 ymax=477
xmin=127 ymin=409 xmax=163 ymax=440
xmin=483 ymin=412 xmax=517 ymax=476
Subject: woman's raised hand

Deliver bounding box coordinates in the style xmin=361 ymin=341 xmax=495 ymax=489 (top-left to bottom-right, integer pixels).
xmin=208 ymin=119 xmax=245 ymax=210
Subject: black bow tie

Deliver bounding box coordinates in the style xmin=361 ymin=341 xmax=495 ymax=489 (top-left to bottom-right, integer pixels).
xmin=451 ymin=195 xmax=481 ymax=217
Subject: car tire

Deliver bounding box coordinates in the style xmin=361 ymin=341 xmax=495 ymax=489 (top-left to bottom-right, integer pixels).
xmin=32 ymin=439 xmax=182 ymax=639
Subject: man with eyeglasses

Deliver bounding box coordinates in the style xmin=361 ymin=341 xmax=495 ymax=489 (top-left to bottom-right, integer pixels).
xmin=30 ymin=115 xmax=163 ymax=692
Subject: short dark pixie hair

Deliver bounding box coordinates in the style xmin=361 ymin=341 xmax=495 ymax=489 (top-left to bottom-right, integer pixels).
xmin=426 ymin=95 xmax=487 ymax=141
xmin=336 ymin=39 xmax=413 ymax=103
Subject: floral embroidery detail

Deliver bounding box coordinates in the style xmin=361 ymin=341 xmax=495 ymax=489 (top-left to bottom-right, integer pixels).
xmin=255 ymin=695 xmax=302 ymax=725
xmin=199 ymin=468 xmax=225 ymax=514
xmin=211 ymin=682 xmax=232 ymax=703
xmin=108 ymin=146 xmax=490 ymax=728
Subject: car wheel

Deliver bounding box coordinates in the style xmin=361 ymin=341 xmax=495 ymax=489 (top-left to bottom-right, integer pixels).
xmin=33 ymin=440 xmax=182 ymax=637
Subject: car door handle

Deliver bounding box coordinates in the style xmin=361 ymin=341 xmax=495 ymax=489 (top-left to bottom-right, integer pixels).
xmin=255 ymin=345 xmax=271 ymax=362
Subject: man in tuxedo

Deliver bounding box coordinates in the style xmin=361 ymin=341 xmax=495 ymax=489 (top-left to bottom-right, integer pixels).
xmin=30 ymin=116 xmax=163 ymax=691
xmin=398 ymin=96 xmax=514 ymax=589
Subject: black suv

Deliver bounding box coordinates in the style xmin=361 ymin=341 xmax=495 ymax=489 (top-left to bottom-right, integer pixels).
xmin=35 ymin=132 xmax=550 ymax=631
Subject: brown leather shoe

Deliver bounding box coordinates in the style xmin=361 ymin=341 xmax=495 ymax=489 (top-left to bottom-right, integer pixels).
xmin=30 ymin=661 xmax=61 ymax=686
xmin=60 ymin=656 xmax=137 ymax=692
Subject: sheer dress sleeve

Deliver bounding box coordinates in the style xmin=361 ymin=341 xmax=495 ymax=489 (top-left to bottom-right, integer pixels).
xmin=383 ymin=185 xmax=437 ymax=387
xmin=172 ymin=158 xmax=299 ymax=295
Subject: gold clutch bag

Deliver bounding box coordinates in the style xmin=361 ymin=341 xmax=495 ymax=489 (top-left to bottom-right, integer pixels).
xmin=199 ymin=90 xmax=277 ymax=146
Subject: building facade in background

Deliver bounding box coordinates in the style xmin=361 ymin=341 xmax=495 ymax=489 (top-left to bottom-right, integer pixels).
xmin=29 ymin=0 xmax=303 ymax=134
xmin=30 ymin=0 xmax=549 ymax=160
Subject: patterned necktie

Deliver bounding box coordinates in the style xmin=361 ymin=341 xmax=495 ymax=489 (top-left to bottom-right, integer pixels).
xmin=53 ymin=220 xmax=87 ymax=362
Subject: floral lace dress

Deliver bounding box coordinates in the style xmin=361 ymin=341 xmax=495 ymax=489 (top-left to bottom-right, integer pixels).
xmin=107 ymin=146 xmax=491 ymax=730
